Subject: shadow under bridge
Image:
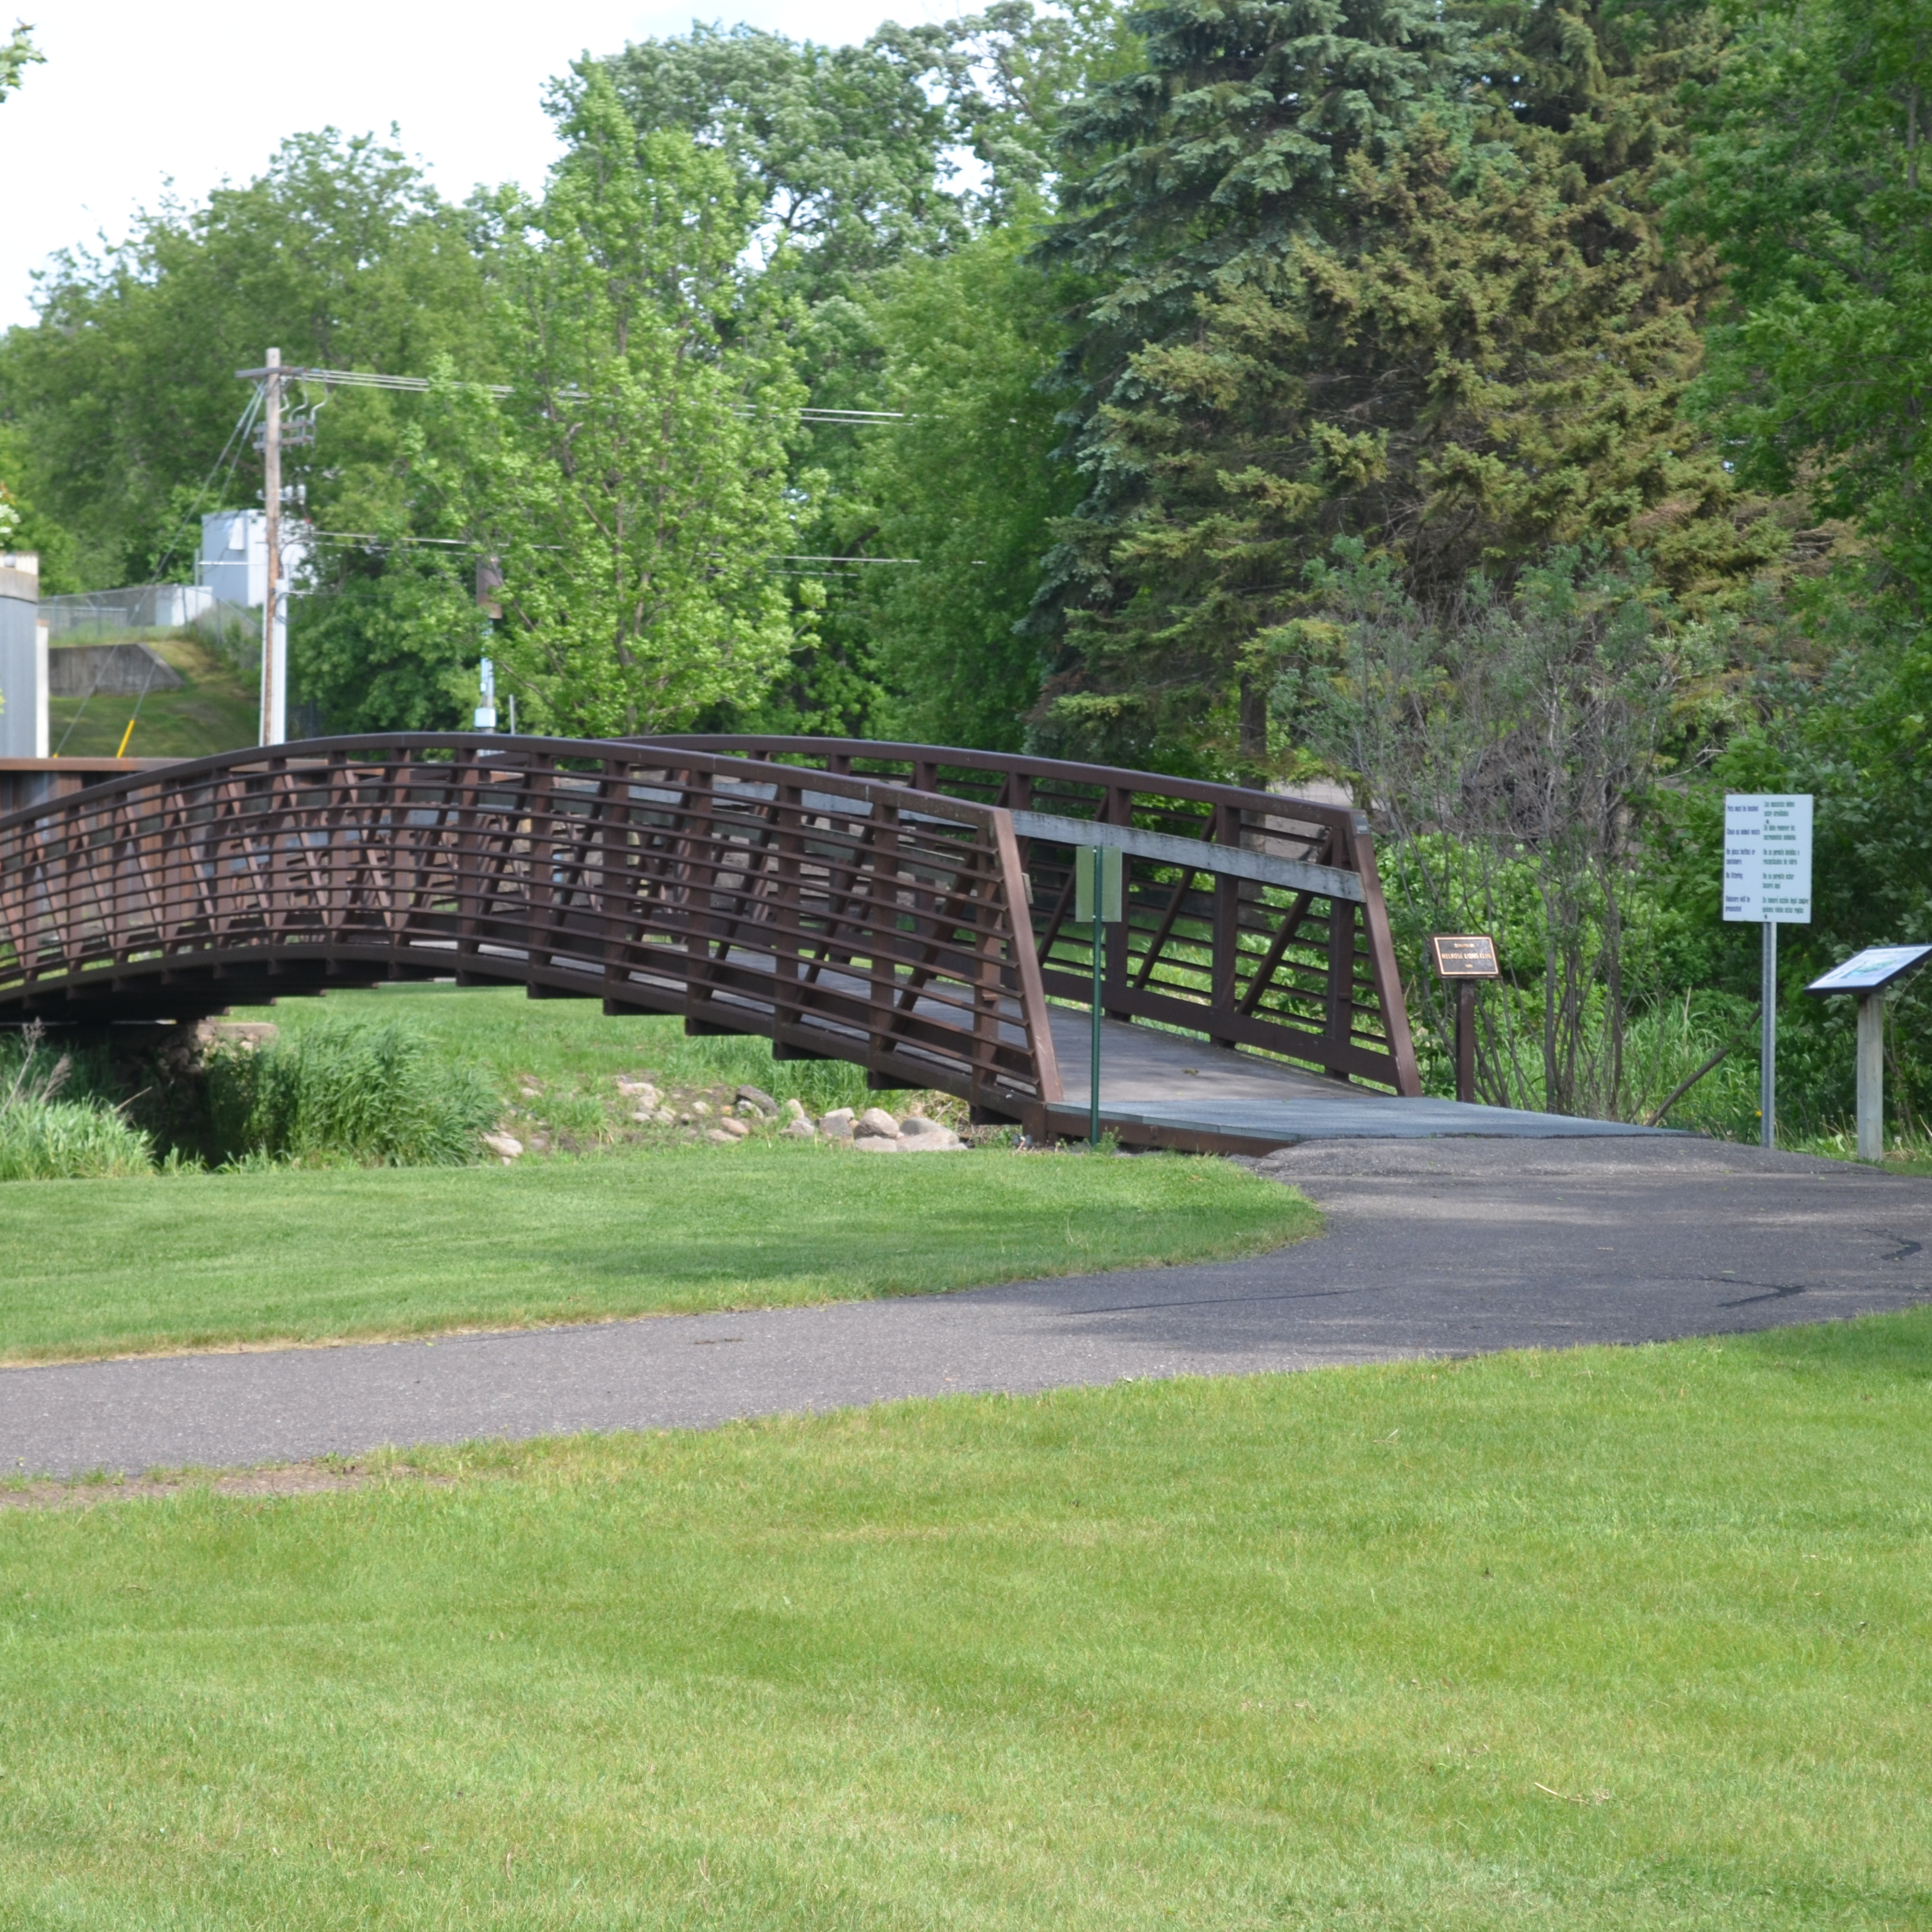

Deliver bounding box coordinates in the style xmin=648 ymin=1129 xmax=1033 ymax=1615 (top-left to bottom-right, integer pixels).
xmin=0 ymin=733 xmax=1421 ymax=1142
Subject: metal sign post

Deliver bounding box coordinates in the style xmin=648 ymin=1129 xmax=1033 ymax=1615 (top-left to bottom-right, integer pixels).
xmin=1075 ymin=845 xmax=1123 ymax=1146
xmin=1724 ymin=794 xmax=1813 ymax=1147
xmin=1805 ymin=945 xmax=1932 ymax=1161
xmin=1428 ymin=935 xmax=1501 ymax=1104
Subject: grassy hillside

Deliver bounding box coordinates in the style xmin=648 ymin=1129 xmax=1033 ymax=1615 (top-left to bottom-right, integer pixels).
xmin=47 ymin=630 xmax=259 ymax=758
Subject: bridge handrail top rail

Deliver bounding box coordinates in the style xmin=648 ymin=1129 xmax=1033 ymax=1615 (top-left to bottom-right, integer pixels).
xmin=1006 ymin=810 xmax=1367 ymax=903
xmin=0 ymin=733 xmax=1016 ymax=838
xmin=634 ymin=735 xmax=1366 ymax=842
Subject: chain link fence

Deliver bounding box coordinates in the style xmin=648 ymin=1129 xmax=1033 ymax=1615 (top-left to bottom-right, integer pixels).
xmin=40 ymin=585 xmax=259 ymax=671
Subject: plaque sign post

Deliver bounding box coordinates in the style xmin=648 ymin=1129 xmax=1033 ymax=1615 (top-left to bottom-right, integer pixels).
xmin=1428 ymin=935 xmax=1501 ymax=1104
xmin=1804 ymin=945 xmax=1932 ymax=1161
xmin=1723 ymin=794 xmax=1812 ymax=1148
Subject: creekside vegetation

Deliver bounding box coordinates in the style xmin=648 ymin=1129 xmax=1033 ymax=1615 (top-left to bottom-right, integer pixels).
xmin=1 ymin=0 xmax=1928 ymax=1145
xmin=5 ymin=1316 xmax=1931 ymax=1926
xmin=0 ymin=987 xmax=910 ymax=1177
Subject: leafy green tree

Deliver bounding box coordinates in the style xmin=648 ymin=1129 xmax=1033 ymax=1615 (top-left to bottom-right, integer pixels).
xmin=291 ymin=545 xmax=478 ymax=735
xmin=1671 ymin=0 xmax=1932 ymax=598
xmin=598 ymin=4 xmax=1135 ymax=298
xmin=0 ymin=20 xmax=40 ymax=103
xmin=414 ymin=73 xmax=802 ymax=737
xmin=1031 ymin=0 xmax=1778 ymax=778
xmin=600 ymin=22 xmax=965 ymax=296
xmin=1633 ymin=0 xmax=1932 ymax=1138
xmin=0 ymin=131 xmax=495 ymax=587
xmin=851 ymin=228 xmax=1086 ymax=748
xmin=595 ymin=5 xmax=1136 ymax=744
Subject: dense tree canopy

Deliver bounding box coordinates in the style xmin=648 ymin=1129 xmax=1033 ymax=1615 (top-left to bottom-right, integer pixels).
xmin=1672 ymin=0 xmax=1932 ymax=597
xmin=1026 ymin=0 xmax=1781 ymax=775
xmin=416 ymin=75 xmax=802 ymax=737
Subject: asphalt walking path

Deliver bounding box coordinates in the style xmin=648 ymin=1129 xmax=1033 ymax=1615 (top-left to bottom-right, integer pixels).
xmin=6 ymin=1139 xmax=1931 ymax=1477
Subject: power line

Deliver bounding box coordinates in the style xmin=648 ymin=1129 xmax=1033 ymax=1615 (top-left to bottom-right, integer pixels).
xmin=307 ymin=529 xmax=482 ymax=549
xmin=148 ymin=386 xmax=264 ymax=581
xmin=237 ymin=363 xmax=906 ymax=425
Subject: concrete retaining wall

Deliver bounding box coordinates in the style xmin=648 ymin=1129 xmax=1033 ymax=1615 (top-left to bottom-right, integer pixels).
xmin=47 ymin=641 xmax=185 ymax=697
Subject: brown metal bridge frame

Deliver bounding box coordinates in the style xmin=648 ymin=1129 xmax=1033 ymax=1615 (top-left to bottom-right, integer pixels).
xmin=0 ymin=734 xmax=1420 ymax=1137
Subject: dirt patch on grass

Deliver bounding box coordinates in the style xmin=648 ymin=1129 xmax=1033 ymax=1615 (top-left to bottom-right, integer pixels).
xmin=0 ymin=1457 xmax=452 ymax=1511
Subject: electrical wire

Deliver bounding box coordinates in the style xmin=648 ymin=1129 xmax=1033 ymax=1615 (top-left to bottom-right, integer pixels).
xmin=51 ymin=648 xmax=112 ymax=756
xmin=149 ymin=387 xmax=265 ymax=582
xmin=240 ymin=363 xmax=907 ymax=424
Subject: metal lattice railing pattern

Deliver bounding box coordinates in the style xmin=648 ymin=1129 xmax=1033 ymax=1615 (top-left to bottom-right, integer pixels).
xmin=642 ymin=738 xmax=1421 ymax=1096
xmin=0 ymin=736 xmax=1062 ymax=1114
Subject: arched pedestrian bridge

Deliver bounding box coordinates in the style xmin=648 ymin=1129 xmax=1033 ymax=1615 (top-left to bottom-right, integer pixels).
xmin=0 ymin=733 xmax=1474 ymax=1148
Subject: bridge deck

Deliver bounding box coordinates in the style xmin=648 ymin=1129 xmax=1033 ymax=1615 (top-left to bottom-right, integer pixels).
xmin=1044 ymin=1008 xmax=1673 ymax=1149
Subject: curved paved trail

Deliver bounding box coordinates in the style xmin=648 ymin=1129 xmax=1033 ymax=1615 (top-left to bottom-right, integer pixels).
xmin=5 ymin=1139 xmax=1930 ymax=1477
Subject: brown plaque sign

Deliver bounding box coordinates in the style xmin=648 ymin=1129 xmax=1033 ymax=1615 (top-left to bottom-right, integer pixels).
xmin=1429 ymin=933 xmax=1500 ymax=979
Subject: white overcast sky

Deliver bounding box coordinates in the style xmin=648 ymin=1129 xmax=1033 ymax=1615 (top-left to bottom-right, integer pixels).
xmin=1 ymin=0 xmax=946 ymax=330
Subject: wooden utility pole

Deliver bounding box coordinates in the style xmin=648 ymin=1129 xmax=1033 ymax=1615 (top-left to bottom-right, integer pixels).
xmin=259 ymin=347 xmax=284 ymax=745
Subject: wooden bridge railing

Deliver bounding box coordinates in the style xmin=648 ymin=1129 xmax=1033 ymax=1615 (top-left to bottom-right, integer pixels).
xmin=643 ymin=737 xmax=1422 ymax=1096
xmin=0 ymin=736 xmax=1062 ymax=1116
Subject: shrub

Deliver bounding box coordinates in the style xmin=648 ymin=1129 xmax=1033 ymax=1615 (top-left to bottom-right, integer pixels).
xmin=0 ymin=1097 xmax=156 ymax=1180
xmin=207 ymin=1019 xmax=500 ymax=1167
xmin=0 ymin=1029 xmax=155 ymax=1179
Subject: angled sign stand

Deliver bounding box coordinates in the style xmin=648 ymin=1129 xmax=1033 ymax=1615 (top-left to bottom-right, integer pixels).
xmin=1805 ymin=945 xmax=1932 ymax=1162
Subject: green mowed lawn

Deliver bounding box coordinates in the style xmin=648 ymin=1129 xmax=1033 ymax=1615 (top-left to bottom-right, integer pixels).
xmin=3 ymin=1314 xmax=1929 ymax=1927
xmin=0 ymin=1147 xmax=1316 ymax=1363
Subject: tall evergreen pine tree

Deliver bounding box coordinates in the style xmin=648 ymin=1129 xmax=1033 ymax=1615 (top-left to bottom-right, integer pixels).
xmin=1033 ymin=0 xmax=1780 ymax=777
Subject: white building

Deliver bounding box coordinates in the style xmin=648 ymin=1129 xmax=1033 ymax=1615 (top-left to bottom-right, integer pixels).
xmin=0 ymin=551 xmax=50 ymax=758
xmin=199 ymin=510 xmax=308 ymax=608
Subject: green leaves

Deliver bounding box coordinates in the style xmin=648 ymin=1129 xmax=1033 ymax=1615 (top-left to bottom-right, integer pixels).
xmin=1033 ymin=2 xmax=1776 ymax=777
xmin=0 ymin=130 xmax=495 ymax=588
xmin=0 ymin=21 xmax=40 ymax=104
xmin=851 ymin=228 xmax=1086 ymax=749
xmin=413 ymin=72 xmax=803 ymax=738
xmin=1674 ymin=0 xmax=1932 ymax=594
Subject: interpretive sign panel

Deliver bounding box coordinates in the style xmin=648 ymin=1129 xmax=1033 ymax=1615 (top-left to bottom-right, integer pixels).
xmin=1723 ymin=794 xmax=1812 ymax=923
xmin=1429 ymin=935 xmax=1500 ymax=979
xmin=1805 ymin=944 xmax=1932 ymax=996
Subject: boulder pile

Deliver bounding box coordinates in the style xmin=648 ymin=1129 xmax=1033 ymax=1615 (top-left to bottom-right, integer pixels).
xmin=494 ymin=1070 xmax=983 ymax=1158
xmin=815 ymin=1106 xmax=964 ymax=1152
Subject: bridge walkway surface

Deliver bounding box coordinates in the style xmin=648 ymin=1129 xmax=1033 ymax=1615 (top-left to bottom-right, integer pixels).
xmin=1045 ymin=1007 xmax=1667 ymax=1147
xmin=3 ymin=1139 xmax=1924 ymax=1480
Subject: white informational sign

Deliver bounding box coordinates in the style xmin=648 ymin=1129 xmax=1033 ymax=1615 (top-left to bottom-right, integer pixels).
xmin=1805 ymin=944 xmax=1932 ymax=995
xmin=1723 ymin=793 xmax=1812 ymax=923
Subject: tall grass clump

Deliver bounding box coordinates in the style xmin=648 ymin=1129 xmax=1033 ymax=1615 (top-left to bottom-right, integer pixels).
xmin=208 ymin=1018 xmax=500 ymax=1167
xmin=0 ymin=1028 xmax=155 ymax=1180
